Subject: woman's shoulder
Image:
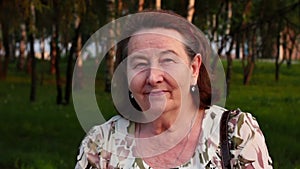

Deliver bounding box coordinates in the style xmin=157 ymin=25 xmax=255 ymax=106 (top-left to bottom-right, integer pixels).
xmin=86 ymin=115 xmax=131 ymax=136
xmin=205 ymin=105 xmax=258 ymax=126
xmin=224 ymin=108 xmax=263 ymax=139
xmin=226 ymin=108 xmax=266 ymax=145
xmin=225 ymin=109 xmax=273 ymax=168
xmin=202 ymin=106 xmax=272 ymax=168
xmin=202 ymin=105 xmax=263 ymax=146
xmin=205 ymin=105 xmax=262 ymax=136
xmin=202 ymin=105 xmax=228 ymax=128
xmin=76 ymin=116 xmax=133 ymax=169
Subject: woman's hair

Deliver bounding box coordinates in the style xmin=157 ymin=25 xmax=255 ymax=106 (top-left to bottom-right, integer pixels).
xmin=115 ymin=10 xmax=212 ymax=109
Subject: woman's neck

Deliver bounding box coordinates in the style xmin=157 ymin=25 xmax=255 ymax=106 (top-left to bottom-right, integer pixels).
xmin=143 ymin=110 xmax=177 ymax=135
xmin=135 ymin=108 xmax=205 ymax=168
xmin=138 ymin=104 xmax=203 ymax=136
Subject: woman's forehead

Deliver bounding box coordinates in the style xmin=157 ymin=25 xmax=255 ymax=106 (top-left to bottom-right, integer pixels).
xmin=131 ymin=28 xmax=184 ymax=43
xmin=128 ymin=28 xmax=186 ymax=53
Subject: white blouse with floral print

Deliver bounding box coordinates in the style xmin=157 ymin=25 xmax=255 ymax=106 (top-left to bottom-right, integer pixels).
xmin=75 ymin=105 xmax=273 ymax=169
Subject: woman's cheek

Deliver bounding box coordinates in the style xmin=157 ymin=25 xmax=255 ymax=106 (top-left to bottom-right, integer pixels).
xmin=128 ymin=71 xmax=147 ymax=93
xmin=163 ymin=64 xmax=191 ymax=86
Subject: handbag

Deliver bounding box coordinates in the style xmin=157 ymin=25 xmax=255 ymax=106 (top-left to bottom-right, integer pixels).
xmin=220 ymin=110 xmax=232 ymax=169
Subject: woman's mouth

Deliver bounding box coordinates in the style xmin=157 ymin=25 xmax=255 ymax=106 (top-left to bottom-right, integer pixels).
xmin=146 ymin=89 xmax=168 ymax=96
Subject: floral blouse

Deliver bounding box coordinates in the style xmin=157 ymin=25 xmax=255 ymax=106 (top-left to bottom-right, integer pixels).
xmin=75 ymin=105 xmax=273 ymax=169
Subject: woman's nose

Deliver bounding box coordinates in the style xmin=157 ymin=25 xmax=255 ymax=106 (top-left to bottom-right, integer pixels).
xmin=146 ymin=68 xmax=164 ymax=85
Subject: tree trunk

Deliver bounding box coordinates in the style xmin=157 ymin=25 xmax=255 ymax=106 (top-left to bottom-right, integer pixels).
xmin=29 ymin=33 xmax=36 ymax=102
xmin=138 ymin=0 xmax=144 ymax=11
xmin=156 ymin=0 xmax=161 ymax=10
xmin=243 ymin=29 xmax=256 ymax=85
xmin=217 ymin=0 xmax=230 ymax=56
xmin=241 ymin=33 xmax=246 ymax=69
xmin=225 ymin=38 xmax=234 ymax=96
xmin=18 ymin=24 xmax=26 ymax=71
xmin=225 ymin=0 xmax=232 ymax=35
xmin=40 ymin=30 xmax=45 ymax=85
xmin=1 ymin=21 xmax=10 ymax=80
xmin=55 ymin=40 xmax=63 ymax=104
xmin=236 ymin=32 xmax=240 ymax=59
xmin=105 ymin=40 xmax=115 ymax=92
xmin=50 ymin=25 xmax=56 ymax=74
xmin=10 ymin=33 xmax=16 ymax=60
xmin=0 ymin=38 xmax=2 ymax=79
xmin=224 ymin=0 xmax=234 ymax=96
xmin=262 ymin=22 xmax=276 ymax=59
xmin=217 ymin=35 xmax=228 ymax=56
xmin=52 ymin=24 xmax=63 ymax=104
xmin=239 ymin=0 xmax=254 ymax=85
xmin=29 ymin=2 xmax=37 ymax=102
xmin=287 ymin=29 xmax=296 ymax=68
xmin=243 ymin=61 xmax=254 ymax=85
xmin=105 ymin=0 xmax=116 ymax=92
xmin=117 ymin=0 xmax=123 ymax=16
xmin=116 ymin=0 xmax=123 ymax=34
xmin=275 ymin=30 xmax=280 ymax=82
xmin=210 ymin=2 xmax=225 ymax=43
xmin=26 ymin=45 xmax=32 ymax=74
xmin=65 ymin=15 xmax=81 ymax=104
xmin=187 ymin=0 xmax=195 ymax=22
xmin=74 ymin=34 xmax=83 ymax=90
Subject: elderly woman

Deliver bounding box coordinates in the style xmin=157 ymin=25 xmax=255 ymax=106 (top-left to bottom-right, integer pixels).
xmin=75 ymin=11 xmax=272 ymax=169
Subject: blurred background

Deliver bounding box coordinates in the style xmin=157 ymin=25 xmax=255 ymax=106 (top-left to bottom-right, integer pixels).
xmin=0 ymin=0 xmax=299 ymax=168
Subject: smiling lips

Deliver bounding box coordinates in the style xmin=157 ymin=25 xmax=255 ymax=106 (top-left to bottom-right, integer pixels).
xmin=144 ymin=89 xmax=169 ymax=96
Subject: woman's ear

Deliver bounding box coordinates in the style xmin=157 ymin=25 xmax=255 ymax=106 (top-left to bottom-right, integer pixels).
xmin=190 ymin=53 xmax=202 ymax=85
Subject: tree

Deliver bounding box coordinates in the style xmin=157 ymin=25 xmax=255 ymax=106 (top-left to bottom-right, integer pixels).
xmin=16 ymin=0 xmax=45 ymax=101
xmin=156 ymin=0 xmax=161 ymax=10
xmin=105 ymin=0 xmax=116 ymax=92
xmin=65 ymin=14 xmax=81 ymax=104
xmin=238 ymin=0 xmax=255 ymax=85
xmin=0 ymin=12 xmax=10 ymax=79
xmin=274 ymin=1 xmax=300 ymax=80
xmin=224 ymin=0 xmax=234 ymax=95
xmin=0 ymin=0 xmax=22 ymax=79
xmin=138 ymin=0 xmax=144 ymax=11
xmin=18 ymin=24 xmax=27 ymax=71
xmin=49 ymin=0 xmax=63 ymax=104
xmin=285 ymin=25 xmax=298 ymax=68
xmin=187 ymin=0 xmax=195 ymax=22
xmin=39 ymin=28 xmax=46 ymax=85
xmin=28 ymin=2 xmax=37 ymax=102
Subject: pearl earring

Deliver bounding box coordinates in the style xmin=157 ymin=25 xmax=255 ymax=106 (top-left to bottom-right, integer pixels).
xmin=191 ymin=85 xmax=196 ymax=92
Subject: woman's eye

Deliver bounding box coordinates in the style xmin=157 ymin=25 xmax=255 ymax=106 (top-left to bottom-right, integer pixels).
xmin=134 ymin=62 xmax=148 ymax=69
xmin=162 ymin=58 xmax=176 ymax=64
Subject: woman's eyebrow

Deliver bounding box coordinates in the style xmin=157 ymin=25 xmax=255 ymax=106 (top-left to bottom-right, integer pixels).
xmin=159 ymin=49 xmax=178 ymax=56
xmin=127 ymin=54 xmax=148 ymax=65
xmin=128 ymin=53 xmax=147 ymax=59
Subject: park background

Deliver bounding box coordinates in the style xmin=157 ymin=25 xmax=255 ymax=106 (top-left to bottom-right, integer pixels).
xmin=0 ymin=0 xmax=299 ymax=169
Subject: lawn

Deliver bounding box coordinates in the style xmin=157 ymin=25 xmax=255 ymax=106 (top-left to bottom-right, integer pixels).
xmin=0 ymin=70 xmax=84 ymax=169
xmin=0 ymin=60 xmax=299 ymax=169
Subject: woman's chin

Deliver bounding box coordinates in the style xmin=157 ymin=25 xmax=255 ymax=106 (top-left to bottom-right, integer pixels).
xmin=142 ymin=104 xmax=165 ymax=114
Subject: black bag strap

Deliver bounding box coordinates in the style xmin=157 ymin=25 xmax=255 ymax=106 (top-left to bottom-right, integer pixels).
xmin=220 ymin=110 xmax=232 ymax=169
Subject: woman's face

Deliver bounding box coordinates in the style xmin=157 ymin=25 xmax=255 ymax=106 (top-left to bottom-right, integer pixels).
xmin=126 ymin=28 xmax=201 ymax=114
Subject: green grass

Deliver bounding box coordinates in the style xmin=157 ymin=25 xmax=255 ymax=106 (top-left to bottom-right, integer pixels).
xmin=0 ymin=76 xmax=83 ymax=169
xmin=0 ymin=60 xmax=299 ymax=168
